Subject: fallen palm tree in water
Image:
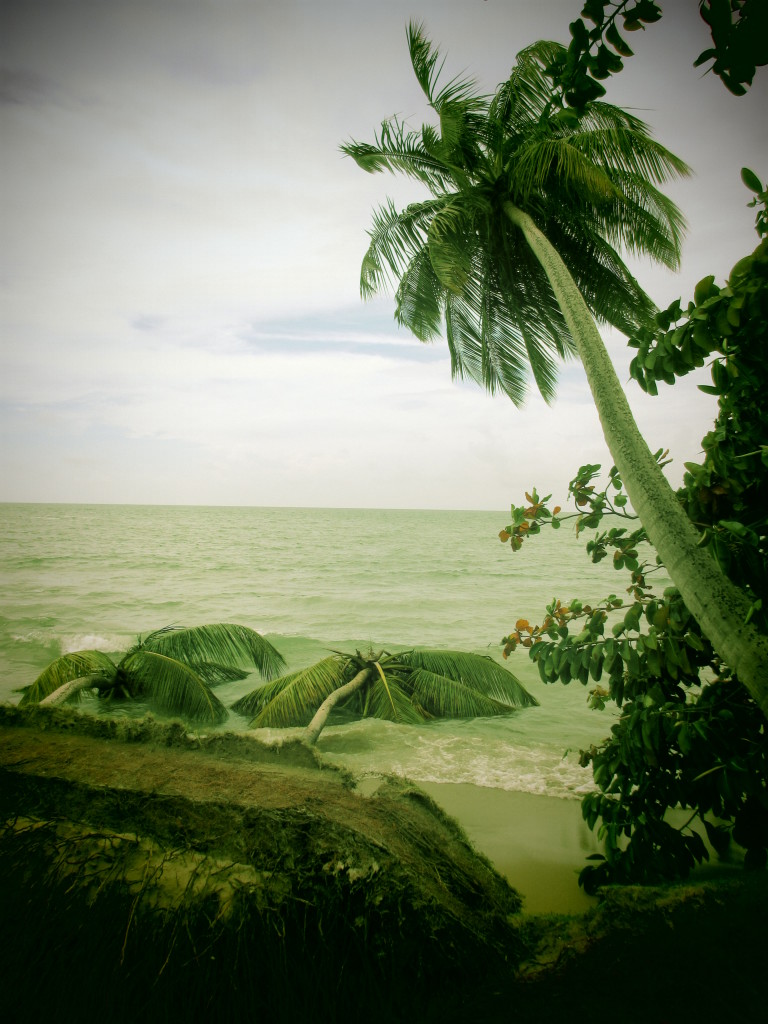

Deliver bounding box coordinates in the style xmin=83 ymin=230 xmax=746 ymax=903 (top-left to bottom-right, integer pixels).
xmin=18 ymin=622 xmax=286 ymax=723
xmin=231 ymin=646 xmax=539 ymax=745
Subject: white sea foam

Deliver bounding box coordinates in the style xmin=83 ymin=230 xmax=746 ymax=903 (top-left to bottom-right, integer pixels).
xmin=61 ymin=634 xmax=123 ymax=655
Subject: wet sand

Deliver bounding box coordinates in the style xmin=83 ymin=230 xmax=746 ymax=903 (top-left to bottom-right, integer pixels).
xmin=420 ymin=782 xmax=600 ymax=915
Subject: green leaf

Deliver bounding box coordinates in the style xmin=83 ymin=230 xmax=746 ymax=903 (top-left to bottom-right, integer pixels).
xmin=605 ymin=22 xmax=633 ymax=57
xmin=623 ymin=603 xmax=643 ymax=632
xmin=694 ymin=275 xmax=717 ymax=305
xmin=693 ymin=46 xmax=717 ymax=69
xmin=719 ymin=519 xmax=758 ymax=543
xmin=581 ymin=0 xmax=606 ymax=26
xmin=589 ymin=648 xmax=604 ymax=681
xmin=632 ymin=0 xmax=662 ymax=23
xmin=569 ymin=18 xmax=590 ymax=47
xmin=740 ymin=167 xmax=763 ymax=194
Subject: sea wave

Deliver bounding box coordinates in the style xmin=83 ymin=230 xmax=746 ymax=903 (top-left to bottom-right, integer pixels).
xmin=0 ymin=503 xmax=634 ymax=800
xmin=246 ymin=715 xmax=596 ymax=800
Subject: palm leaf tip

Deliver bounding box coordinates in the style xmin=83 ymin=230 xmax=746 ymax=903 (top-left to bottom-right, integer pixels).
xmin=407 ymin=20 xmax=442 ymax=103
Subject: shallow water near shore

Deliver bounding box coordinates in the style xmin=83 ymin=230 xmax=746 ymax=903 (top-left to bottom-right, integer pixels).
xmin=0 ymin=501 xmax=660 ymax=801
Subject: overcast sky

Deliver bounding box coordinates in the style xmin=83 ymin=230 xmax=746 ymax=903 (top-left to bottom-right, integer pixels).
xmin=2 ymin=0 xmax=766 ymax=509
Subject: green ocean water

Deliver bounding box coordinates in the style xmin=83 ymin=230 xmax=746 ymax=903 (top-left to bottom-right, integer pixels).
xmin=0 ymin=503 xmax=647 ymax=798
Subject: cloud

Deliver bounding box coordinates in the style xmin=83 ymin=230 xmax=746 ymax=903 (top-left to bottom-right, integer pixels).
xmin=0 ymin=0 xmax=763 ymax=507
xmin=0 ymin=66 xmax=54 ymax=105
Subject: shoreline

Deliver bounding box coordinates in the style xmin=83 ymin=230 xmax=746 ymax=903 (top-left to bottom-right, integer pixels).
xmin=419 ymin=781 xmax=600 ymax=914
xmin=419 ymin=781 xmax=750 ymax=916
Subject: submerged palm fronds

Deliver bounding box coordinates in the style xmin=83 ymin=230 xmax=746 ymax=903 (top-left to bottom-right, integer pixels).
xmin=21 ymin=623 xmax=286 ymax=724
xmin=232 ymin=646 xmax=538 ymax=743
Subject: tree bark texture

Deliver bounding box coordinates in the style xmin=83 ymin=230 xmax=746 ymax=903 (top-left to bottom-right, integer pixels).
xmin=304 ymin=668 xmax=372 ymax=746
xmin=40 ymin=677 xmax=95 ymax=706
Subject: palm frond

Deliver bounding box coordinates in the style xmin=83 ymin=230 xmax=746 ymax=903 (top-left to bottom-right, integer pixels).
xmin=407 ymin=19 xmax=445 ymax=105
xmin=137 ymin=623 xmax=285 ymax=680
xmin=191 ymin=662 xmax=252 ymax=687
xmin=571 ymin=114 xmax=691 ymax=186
xmin=518 ymin=315 xmax=560 ymax=405
xmin=400 ymin=649 xmax=539 ymax=711
xmin=444 ymin=293 xmax=486 ymax=384
xmin=591 ymin=172 xmax=688 ymax=270
xmin=394 ymin=244 xmax=445 ymax=341
xmin=495 ymin=231 xmax=577 ymax=401
xmin=407 ymin=20 xmax=485 ymax=114
xmin=120 ymin=649 xmax=228 ymax=724
xmin=341 ymin=118 xmax=454 ymax=194
xmin=408 ymin=667 xmax=523 ymax=718
xmin=360 ymin=197 xmax=444 ymax=299
xmin=427 ymin=200 xmax=475 ymax=293
xmin=551 ymin=221 xmax=657 ymax=333
xmin=359 ymin=661 xmax=423 ymax=724
xmin=510 ymin=137 xmax=619 ymax=206
xmin=441 ymin=211 xmax=576 ymax=405
xmin=232 ymin=656 xmax=346 ymax=728
xmin=21 ymin=650 xmax=117 ymax=705
xmin=470 ymin=250 xmax=531 ymax=404
xmin=493 ymin=39 xmax=567 ymax=127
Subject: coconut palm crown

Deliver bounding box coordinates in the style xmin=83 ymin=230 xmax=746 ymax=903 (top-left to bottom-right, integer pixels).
xmin=20 ymin=623 xmax=286 ymax=725
xmin=343 ymin=24 xmax=768 ymax=715
xmin=342 ymin=24 xmax=689 ymax=405
xmin=231 ymin=647 xmax=538 ymax=745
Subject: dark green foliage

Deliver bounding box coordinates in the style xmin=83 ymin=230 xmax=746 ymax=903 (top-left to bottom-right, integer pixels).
xmin=500 ymin=187 xmax=768 ymax=890
xmin=503 ymin=460 xmax=768 ymax=891
xmin=695 ymin=0 xmax=768 ymax=96
xmin=549 ymin=1 xmax=765 ymax=114
xmin=629 ymin=187 xmax=768 ymax=625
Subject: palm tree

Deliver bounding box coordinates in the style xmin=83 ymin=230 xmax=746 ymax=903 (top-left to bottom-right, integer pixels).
xmin=231 ymin=646 xmax=538 ymax=745
xmin=342 ymin=24 xmax=768 ymax=715
xmin=20 ymin=623 xmax=286 ymax=724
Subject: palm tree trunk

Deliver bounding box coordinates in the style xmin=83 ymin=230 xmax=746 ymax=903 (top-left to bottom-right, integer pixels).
xmin=304 ymin=668 xmax=372 ymax=746
xmin=504 ymin=202 xmax=768 ymax=717
xmin=40 ymin=677 xmax=96 ymax=706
